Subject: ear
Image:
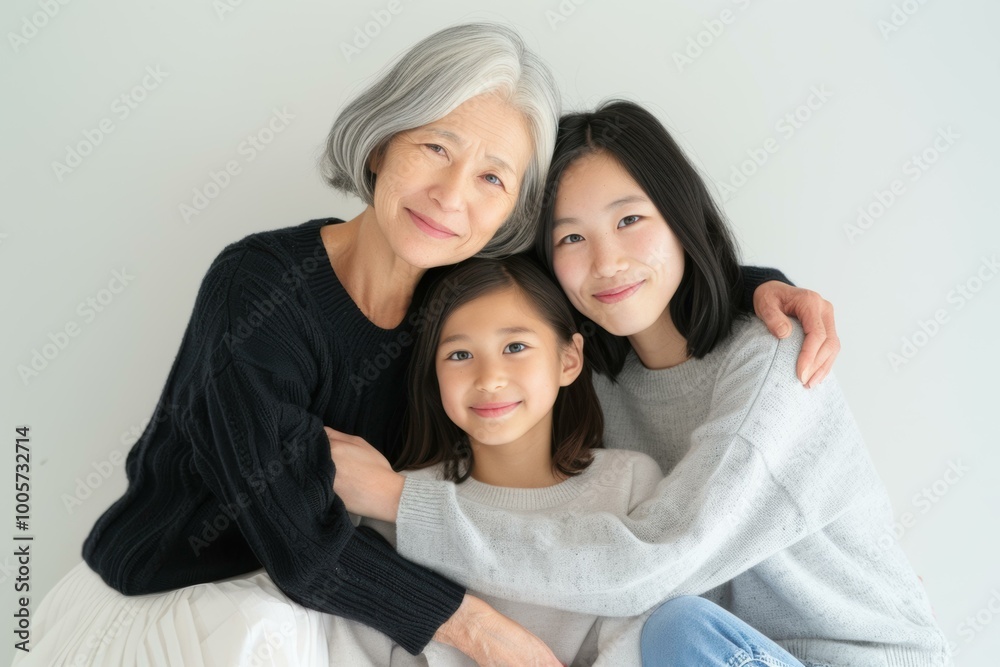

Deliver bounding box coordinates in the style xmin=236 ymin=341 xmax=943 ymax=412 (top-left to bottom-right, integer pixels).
xmin=558 ymin=332 xmax=585 ymax=387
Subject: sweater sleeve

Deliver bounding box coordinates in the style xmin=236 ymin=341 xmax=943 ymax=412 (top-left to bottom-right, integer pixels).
xmin=394 ymin=322 xmax=879 ymax=617
xmin=186 ymin=246 xmax=464 ymax=654
xmin=739 ymin=265 xmax=792 ymax=313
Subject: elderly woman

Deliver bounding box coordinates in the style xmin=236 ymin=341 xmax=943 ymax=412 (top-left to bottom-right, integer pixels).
xmin=19 ymin=23 xmax=833 ymax=667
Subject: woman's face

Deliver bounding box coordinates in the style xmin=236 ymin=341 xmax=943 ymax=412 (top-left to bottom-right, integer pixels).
xmin=550 ymin=151 xmax=685 ymax=337
xmin=370 ymin=93 xmax=534 ymax=268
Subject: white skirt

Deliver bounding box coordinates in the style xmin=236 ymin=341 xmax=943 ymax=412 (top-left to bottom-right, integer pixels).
xmin=14 ymin=561 xmax=426 ymax=667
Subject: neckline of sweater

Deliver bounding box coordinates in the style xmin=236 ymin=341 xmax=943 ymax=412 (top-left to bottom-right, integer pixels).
xmin=446 ymin=449 xmax=612 ymax=510
xmin=610 ymin=317 xmax=759 ymax=402
xmin=285 ymin=217 xmax=416 ymax=343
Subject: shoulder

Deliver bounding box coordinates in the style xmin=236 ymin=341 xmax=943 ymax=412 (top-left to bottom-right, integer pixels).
xmin=712 ymin=316 xmax=805 ymax=394
xmin=205 ymin=218 xmax=332 ymax=286
xmin=190 ymin=219 xmax=337 ymax=361
xmin=590 ymin=449 xmax=663 ymax=484
xmin=399 ymin=463 xmax=447 ymax=482
xmin=714 ymin=317 xmax=857 ymax=448
xmin=197 ymin=218 xmax=337 ymax=316
xmin=587 ymin=449 xmax=664 ymax=510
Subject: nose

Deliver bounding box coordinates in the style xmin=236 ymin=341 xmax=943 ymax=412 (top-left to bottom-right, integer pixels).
xmin=591 ymin=234 xmax=628 ymax=278
xmin=429 ymin=164 xmax=467 ymax=213
xmin=475 ymin=358 xmax=507 ymax=393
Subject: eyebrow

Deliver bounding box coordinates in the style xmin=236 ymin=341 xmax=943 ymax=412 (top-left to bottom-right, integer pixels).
xmin=553 ymin=194 xmax=650 ymax=228
xmin=425 ymin=128 xmax=517 ymax=178
xmin=439 ymin=326 xmax=536 ymax=347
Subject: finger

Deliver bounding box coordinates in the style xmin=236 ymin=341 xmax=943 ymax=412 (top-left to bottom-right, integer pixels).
xmin=324 ymin=426 xmax=359 ymax=445
xmin=795 ymin=305 xmax=828 ymax=383
xmin=803 ymin=299 xmax=838 ymax=387
xmin=805 ymin=336 xmax=840 ymax=388
xmin=758 ymin=302 xmax=793 ymax=339
xmin=805 ymin=361 xmax=832 ymax=388
xmin=805 ymin=354 xmax=834 ymax=388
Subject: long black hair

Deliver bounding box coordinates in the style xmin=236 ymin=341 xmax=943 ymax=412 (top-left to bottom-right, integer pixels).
xmin=535 ymin=100 xmax=749 ymax=380
xmin=397 ymin=254 xmax=603 ymax=482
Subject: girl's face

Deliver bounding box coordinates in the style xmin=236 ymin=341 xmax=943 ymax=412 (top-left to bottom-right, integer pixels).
xmin=550 ymin=151 xmax=685 ymax=338
xmin=371 ymin=93 xmax=534 ymax=269
xmin=435 ymin=287 xmax=583 ymax=451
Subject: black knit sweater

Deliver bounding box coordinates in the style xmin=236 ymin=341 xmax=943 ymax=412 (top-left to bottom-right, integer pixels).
xmin=82 ymin=217 xmax=789 ymax=654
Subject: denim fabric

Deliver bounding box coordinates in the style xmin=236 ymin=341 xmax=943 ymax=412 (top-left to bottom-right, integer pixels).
xmin=641 ymin=596 xmax=827 ymax=667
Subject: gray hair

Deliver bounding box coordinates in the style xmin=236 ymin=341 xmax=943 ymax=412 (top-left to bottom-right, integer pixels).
xmin=320 ymin=22 xmax=560 ymax=259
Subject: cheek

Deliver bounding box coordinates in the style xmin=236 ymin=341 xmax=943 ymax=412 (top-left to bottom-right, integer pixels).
xmin=641 ymin=228 xmax=684 ymax=272
xmin=473 ymin=197 xmax=515 ymax=238
xmin=436 ymin=366 xmax=470 ymax=415
xmin=374 ymin=152 xmax=423 ymax=199
xmin=553 ymin=254 xmax=588 ymax=303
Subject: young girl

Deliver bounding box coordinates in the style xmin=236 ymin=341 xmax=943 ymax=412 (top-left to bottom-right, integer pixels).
xmin=336 ymin=102 xmax=953 ymax=667
xmin=325 ymin=254 xmax=666 ymax=666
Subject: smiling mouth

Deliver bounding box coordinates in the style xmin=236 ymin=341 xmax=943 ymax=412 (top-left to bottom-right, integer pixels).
xmin=407 ymin=209 xmax=456 ymax=239
xmin=593 ymin=280 xmax=644 ymax=304
xmin=470 ymin=402 xmax=520 ymax=418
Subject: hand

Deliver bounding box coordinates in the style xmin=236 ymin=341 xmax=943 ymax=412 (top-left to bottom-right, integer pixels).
xmin=435 ymin=594 xmax=564 ymax=667
xmin=324 ymin=427 xmax=403 ymax=522
xmin=752 ymin=281 xmax=840 ymax=388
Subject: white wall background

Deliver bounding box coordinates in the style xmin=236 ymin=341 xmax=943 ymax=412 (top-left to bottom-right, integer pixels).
xmin=2 ymin=0 xmax=997 ymax=664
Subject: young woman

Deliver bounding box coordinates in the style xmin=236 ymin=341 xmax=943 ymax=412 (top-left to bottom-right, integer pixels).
xmin=332 ymin=102 xmax=951 ymax=667
xmin=323 ymin=254 xmax=667 ymax=665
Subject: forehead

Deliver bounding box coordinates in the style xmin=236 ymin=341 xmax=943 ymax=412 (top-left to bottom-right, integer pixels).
xmin=554 ymin=152 xmax=644 ymax=215
xmin=441 ymin=287 xmax=547 ymax=334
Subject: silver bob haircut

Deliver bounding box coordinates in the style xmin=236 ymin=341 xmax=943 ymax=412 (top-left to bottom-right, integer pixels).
xmin=320 ymin=22 xmax=560 ymax=259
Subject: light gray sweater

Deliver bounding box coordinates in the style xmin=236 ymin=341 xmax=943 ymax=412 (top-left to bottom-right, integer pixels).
xmin=396 ymin=318 xmax=952 ymax=667
xmin=357 ymin=449 xmax=663 ymax=666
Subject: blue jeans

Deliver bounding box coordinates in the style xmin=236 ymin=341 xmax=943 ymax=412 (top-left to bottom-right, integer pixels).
xmin=641 ymin=596 xmax=820 ymax=667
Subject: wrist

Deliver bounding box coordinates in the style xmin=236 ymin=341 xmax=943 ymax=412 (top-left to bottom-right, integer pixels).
xmin=380 ymin=470 xmax=404 ymax=522
xmin=433 ymin=594 xmax=488 ymax=658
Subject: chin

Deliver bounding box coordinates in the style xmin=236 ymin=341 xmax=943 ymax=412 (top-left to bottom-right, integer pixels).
xmin=393 ymin=240 xmax=464 ymax=270
xmin=597 ymin=315 xmax=655 ymax=338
